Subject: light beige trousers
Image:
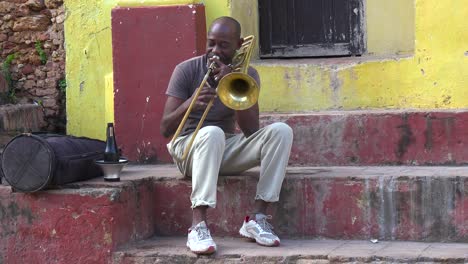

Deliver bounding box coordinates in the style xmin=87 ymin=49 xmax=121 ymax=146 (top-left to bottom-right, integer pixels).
xmin=168 ymin=122 xmax=293 ymax=208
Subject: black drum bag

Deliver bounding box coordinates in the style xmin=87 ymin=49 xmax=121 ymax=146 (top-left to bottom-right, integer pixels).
xmin=1 ymin=133 xmax=106 ymax=192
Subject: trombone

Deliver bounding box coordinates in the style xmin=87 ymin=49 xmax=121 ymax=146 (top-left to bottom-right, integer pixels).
xmin=169 ymin=35 xmax=259 ymax=162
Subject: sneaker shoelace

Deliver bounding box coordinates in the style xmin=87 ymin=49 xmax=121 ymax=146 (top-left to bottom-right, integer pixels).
xmin=256 ymin=215 xmax=277 ymax=236
xmin=195 ymin=226 xmax=212 ymax=241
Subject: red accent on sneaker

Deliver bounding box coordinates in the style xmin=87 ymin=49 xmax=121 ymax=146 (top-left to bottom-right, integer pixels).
xmin=245 ymin=216 xmax=250 ymax=222
xmin=193 ymin=245 xmax=216 ymax=255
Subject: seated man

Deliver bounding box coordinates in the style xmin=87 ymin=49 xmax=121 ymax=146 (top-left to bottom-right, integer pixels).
xmin=160 ymin=16 xmax=293 ymax=255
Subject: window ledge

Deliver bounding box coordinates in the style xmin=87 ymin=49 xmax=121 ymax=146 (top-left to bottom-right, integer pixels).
xmin=250 ymin=54 xmax=413 ymax=68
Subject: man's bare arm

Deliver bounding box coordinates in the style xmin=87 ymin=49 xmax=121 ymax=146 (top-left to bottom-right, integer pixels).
xmin=235 ymin=102 xmax=259 ymax=138
xmin=160 ymin=96 xmax=187 ymax=138
xmin=160 ymin=87 xmax=217 ymax=138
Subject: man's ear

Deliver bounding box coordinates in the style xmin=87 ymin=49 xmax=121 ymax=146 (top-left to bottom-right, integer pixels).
xmin=237 ymin=38 xmax=244 ymax=49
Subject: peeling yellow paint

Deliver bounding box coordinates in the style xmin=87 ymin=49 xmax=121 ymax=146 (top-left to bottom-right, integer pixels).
xmin=104 ymin=73 xmax=114 ymax=124
xmin=65 ymin=0 xmax=118 ymax=139
xmin=118 ymin=0 xmax=196 ymax=6
xmin=66 ymin=0 xmax=468 ymax=139
xmin=253 ymin=0 xmax=468 ymax=112
xmin=203 ymin=0 xmax=230 ymax=28
xmin=366 ymin=0 xmax=415 ymax=55
xmin=65 ymin=0 xmax=227 ymax=139
xmin=103 ymin=232 xmax=112 ymax=245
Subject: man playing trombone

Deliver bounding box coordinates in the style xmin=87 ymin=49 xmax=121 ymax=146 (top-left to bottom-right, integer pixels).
xmin=160 ymin=16 xmax=293 ymax=255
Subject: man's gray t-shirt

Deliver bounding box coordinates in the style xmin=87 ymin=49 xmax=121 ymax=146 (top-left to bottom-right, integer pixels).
xmin=166 ymin=54 xmax=260 ymax=136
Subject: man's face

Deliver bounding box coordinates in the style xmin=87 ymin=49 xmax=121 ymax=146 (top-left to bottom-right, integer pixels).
xmin=206 ymin=23 xmax=240 ymax=65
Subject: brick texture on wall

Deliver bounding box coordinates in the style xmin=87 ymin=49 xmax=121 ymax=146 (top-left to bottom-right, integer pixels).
xmin=0 ymin=0 xmax=65 ymax=132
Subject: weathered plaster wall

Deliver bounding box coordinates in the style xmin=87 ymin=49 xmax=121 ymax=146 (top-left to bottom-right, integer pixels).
xmin=230 ymin=0 xmax=415 ymax=59
xmin=65 ymin=0 xmax=468 ymax=139
xmin=65 ymin=0 xmax=228 ymax=139
xmin=366 ymin=0 xmax=415 ymax=55
xmin=252 ymin=0 xmax=468 ymax=112
xmin=0 ymin=0 xmax=66 ymax=132
xmin=230 ymin=0 xmax=259 ymax=59
xmin=117 ymin=0 xmax=230 ymax=28
xmin=64 ymin=0 xmax=117 ymax=138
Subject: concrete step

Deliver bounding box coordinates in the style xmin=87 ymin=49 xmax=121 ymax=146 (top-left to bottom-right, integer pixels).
xmin=3 ymin=164 xmax=468 ymax=263
xmin=112 ymin=236 xmax=468 ymax=264
xmin=0 ymin=170 xmax=156 ymax=264
xmin=150 ymin=165 xmax=468 ymax=242
xmin=259 ymin=110 xmax=468 ymax=166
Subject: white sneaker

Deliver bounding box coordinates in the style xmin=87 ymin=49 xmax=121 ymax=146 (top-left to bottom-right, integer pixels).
xmin=186 ymin=221 xmax=217 ymax=254
xmin=239 ymin=214 xmax=280 ymax=246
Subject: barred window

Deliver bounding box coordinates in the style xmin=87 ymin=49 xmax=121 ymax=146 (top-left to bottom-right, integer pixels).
xmin=258 ymin=0 xmax=365 ymax=58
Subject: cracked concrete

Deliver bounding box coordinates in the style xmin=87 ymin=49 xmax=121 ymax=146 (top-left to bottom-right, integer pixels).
xmin=113 ymin=237 xmax=468 ymax=263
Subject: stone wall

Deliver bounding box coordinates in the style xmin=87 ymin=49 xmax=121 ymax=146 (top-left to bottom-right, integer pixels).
xmin=0 ymin=0 xmax=65 ymax=132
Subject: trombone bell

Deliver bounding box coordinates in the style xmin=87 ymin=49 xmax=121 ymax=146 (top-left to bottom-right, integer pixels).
xmin=217 ymin=72 xmax=259 ymax=111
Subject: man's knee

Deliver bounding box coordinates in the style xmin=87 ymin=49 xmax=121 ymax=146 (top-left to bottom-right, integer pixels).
xmin=196 ymin=126 xmax=225 ymax=144
xmin=266 ymin=122 xmax=293 ymax=140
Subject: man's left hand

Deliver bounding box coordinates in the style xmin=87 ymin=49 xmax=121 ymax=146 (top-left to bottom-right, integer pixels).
xmin=209 ymin=56 xmax=233 ymax=82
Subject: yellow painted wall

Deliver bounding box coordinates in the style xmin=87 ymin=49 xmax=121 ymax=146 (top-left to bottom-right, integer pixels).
xmin=230 ymin=0 xmax=259 ymax=59
xmin=251 ymin=0 xmax=468 ymax=112
xmin=64 ymin=0 xmax=118 ymax=139
xmin=64 ymin=0 xmax=228 ymax=139
xmin=118 ymin=0 xmax=195 ymax=6
xmin=201 ymin=0 xmax=230 ymax=29
xmin=366 ymin=0 xmax=415 ymax=55
xmin=65 ymin=0 xmax=468 ymax=138
xmin=230 ymin=1 xmax=415 ymax=59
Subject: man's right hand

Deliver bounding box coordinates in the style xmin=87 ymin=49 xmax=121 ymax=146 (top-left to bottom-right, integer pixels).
xmin=189 ymin=85 xmax=217 ymax=112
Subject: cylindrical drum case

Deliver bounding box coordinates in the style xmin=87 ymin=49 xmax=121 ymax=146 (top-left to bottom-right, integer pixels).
xmin=1 ymin=133 xmax=106 ymax=192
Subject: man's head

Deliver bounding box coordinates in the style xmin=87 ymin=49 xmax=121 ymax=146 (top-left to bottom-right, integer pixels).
xmin=207 ymin=16 xmax=243 ymax=65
